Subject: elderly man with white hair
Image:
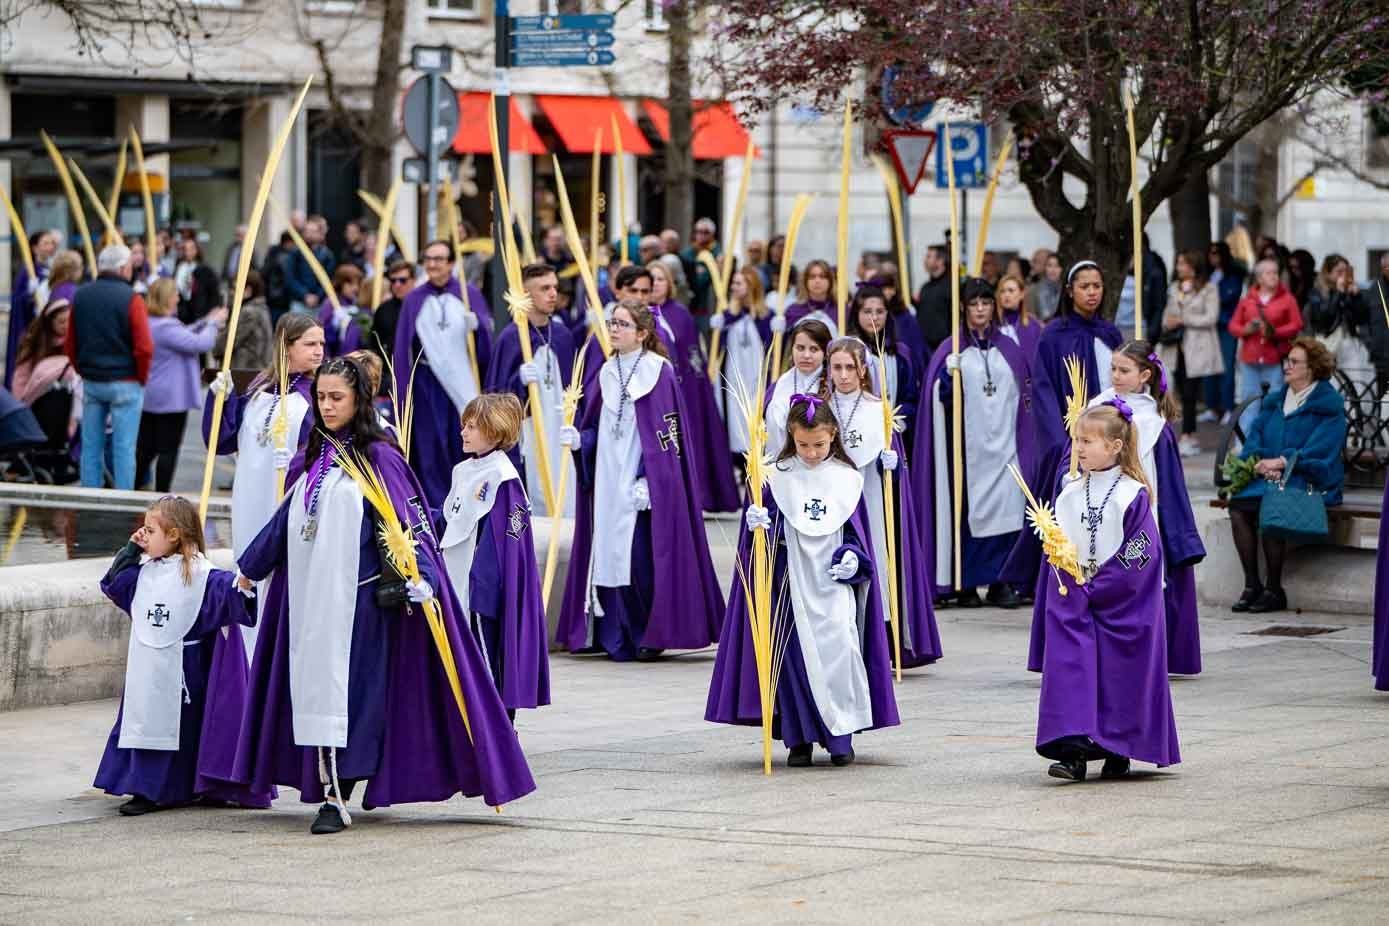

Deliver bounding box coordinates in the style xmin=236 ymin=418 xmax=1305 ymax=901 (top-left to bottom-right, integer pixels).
xmin=65 ymin=243 xmax=152 ymax=489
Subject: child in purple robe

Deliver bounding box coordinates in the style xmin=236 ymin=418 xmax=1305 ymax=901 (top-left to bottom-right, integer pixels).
xmin=782 ymin=259 xmax=839 ymax=336
xmin=1037 ymin=401 xmax=1181 ymax=782
xmin=318 ymin=264 xmax=369 ymax=358
xmin=709 ymin=267 xmax=773 ymax=481
xmin=556 ymin=300 xmax=725 ymax=662
xmin=706 ymin=395 xmax=900 ymax=766
xmin=234 ymin=356 xmax=535 ymax=835
xmin=94 ymin=496 xmax=272 ymax=815
xmin=764 ymin=319 xmax=832 ymax=456
xmin=439 ymin=393 xmax=551 ymax=715
xmin=823 ymin=337 xmax=941 ymax=667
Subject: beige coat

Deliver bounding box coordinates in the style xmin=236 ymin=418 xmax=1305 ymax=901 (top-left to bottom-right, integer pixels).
xmin=1159 ymin=280 xmax=1225 ymax=378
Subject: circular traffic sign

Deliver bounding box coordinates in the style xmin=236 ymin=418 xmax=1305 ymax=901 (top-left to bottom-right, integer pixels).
xmin=881 ymin=66 xmax=933 ymax=128
xmin=402 ymin=76 xmax=461 ymax=157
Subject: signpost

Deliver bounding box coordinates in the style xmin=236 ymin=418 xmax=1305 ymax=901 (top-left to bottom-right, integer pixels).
xmin=935 ymin=122 xmax=990 ymax=264
xmin=404 ymin=45 xmax=458 ymax=241
xmin=508 ymin=12 xmax=616 ymax=68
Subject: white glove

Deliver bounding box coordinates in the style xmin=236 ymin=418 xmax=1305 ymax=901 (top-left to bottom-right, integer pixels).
xmin=769 ymin=315 xmax=787 ymax=334
xmin=272 ymin=447 xmax=293 ymax=470
xmin=708 ymin=312 xmax=726 ymax=331
xmin=463 ymin=311 xmax=480 ymax=332
xmin=745 ymin=505 xmax=771 ymax=532
xmin=233 ymin=572 xmax=256 ymax=599
xmin=210 ymin=370 xmax=233 ymax=399
xmin=828 ymin=550 xmax=859 ymax=581
xmin=405 ymin=578 xmax=435 ymax=604
xmin=559 ymin=425 xmax=581 ymax=449
xmin=879 ymin=449 xmax=899 ymax=471
xmin=945 ymin=354 xmax=961 ymax=373
xmin=518 ymin=361 xmax=540 ymax=385
xmin=631 ymin=478 xmax=651 ymax=511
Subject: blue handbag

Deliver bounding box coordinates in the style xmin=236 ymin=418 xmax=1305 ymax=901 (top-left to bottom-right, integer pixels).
xmin=1259 ymin=452 xmax=1330 ymax=544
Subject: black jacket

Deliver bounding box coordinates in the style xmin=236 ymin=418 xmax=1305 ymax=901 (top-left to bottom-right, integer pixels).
xmin=914 ymin=272 xmax=952 ymax=350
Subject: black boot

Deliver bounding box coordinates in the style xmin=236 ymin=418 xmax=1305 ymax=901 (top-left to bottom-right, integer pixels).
xmin=1232 ymin=585 xmax=1263 ymax=612
xmin=1247 ymin=587 xmax=1287 ymax=614
xmin=310 ymin=802 xmax=348 ymax=835
xmin=787 ymin=744 xmax=813 ymax=768
xmin=636 ymin=647 xmax=665 ymax=661
xmin=956 ymin=588 xmax=984 ymax=609
xmin=986 ymin=583 xmax=1021 ymax=609
xmin=830 ymin=748 xmax=855 ymax=767
xmin=118 ymin=795 xmax=160 ymax=816
xmin=1047 ymin=757 xmax=1087 ymax=781
xmin=1100 ymin=757 xmax=1131 ymax=779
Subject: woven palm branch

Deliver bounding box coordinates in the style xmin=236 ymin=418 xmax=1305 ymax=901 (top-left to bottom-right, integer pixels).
xmin=1063 ymin=354 xmax=1088 ymax=477
xmin=1007 ymin=463 xmax=1084 ymax=595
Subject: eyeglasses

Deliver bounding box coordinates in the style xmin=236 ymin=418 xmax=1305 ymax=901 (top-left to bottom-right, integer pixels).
xmin=388 ymin=276 xmax=411 ymax=285
xmin=1282 ymin=356 xmax=1306 ymax=367
xmin=607 ymin=318 xmax=636 ymax=330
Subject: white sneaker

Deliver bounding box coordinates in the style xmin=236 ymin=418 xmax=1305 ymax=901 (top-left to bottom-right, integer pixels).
xmin=1219 ymin=411 xmax=1233 ymax=427
xmin=1197 ymin=409 xmax=1218 ymax=424
xmin=1179 ymin=437 xmax=1201 ymax=458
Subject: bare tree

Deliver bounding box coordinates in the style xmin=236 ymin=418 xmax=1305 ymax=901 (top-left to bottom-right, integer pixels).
xmin=1 ymin=0 xmax=247 ymax=69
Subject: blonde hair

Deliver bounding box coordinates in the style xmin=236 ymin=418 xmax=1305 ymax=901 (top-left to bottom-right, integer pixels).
xmin=732 ymin=266 xmax=768 ymax=319
xmin=146 ymin=277 xmax=179 ymax=317
xmin=48 ymin=250 xmax=84 ymax=290
xmin=148 ymin=496 xmax=207 ymax=584
xmin=1076 ymin=405 xmax=1153 ymax=501
xmin=997 ymin=273 xmax=1030 ymax=326
xmin=645 ymin=260 xmax=677 ymax=304
xmin=461 ymin=392 xmax=524 ymax=451
xmin=821 ymin=337 xmax=875 ymax=397
xmin=344 ymin=349 xmax=382 ymax=394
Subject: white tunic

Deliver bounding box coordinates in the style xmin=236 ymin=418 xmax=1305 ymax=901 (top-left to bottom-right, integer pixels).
xmin=1090 ymin=388 xmax=1163 ymax=505
xmin=764 ymin=366 xmax=823 ymax=459
xmin=768 ymin=456 xmax=871 ymax=737
xmin=415 ymin=289 xmax=479 ymax=412
xmin=119 ymin=554 xmax=214 ymax=750
xmin=829 ymin=390 xmax=893 ymax=626
xmin=440 ymin=451 xmax=520 ymax=612
xmin=1054 ymin=469 xmax=1145 ymax=572
xmin=720 ymin=312 xmax=765 ymax=455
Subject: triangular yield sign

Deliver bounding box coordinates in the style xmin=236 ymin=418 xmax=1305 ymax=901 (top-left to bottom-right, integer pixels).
xmin=884 ymin=129 xmax=937 ymax=195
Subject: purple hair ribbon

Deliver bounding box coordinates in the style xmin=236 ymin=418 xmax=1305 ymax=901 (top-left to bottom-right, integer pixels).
xmin=1105 ymin=395 xmax=1134 ymax=422
xmin=1147 ymin=351 xmax=1169 ymax=394
xmin=788 ymin=392 xmax=824 ymax=423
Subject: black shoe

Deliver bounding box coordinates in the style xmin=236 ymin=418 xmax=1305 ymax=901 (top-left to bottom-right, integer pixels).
xmin=1232 ymin=585 xmax=1263 ymax=612
xmin=635 ymin=647 xmax=665 ymax=661
xmin=310 ymin=802 xmax=347 ymax=835
xmin=1247 ymin=587 xmax=1288 ymax=614
xmin=956 ymin=589 xmax=984 ymax=609
xmin=1047 ymin=758 xmax=1087 ymax=781
xmin=118 ymin=795 xmax=160 ymax=816
xmin=1100 ymin=757 xmax=1131 ymax=779
xmin=830 ymin=749 xmax=855 ymax=767
xmin=986 ymin=583 xmax=1021 ymax=609
xmin=787 ymin=745 xmax=812 ymax=768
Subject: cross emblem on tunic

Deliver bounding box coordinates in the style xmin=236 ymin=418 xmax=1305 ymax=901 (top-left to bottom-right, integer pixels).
xmin=804 ymin=498 xmax=828 ymax=521
xmin=844 ymin=429 xmax=862 ymax=449
xmin=1119 ymin=530 xmax=1154 ymax=571
xmin=506 ymin=503 xmax=529 ymax=539
xmin=147 ymin=604 xmax=170 ymax=628
xmin=982 ymin=382 xmax=998 ymax=397
xmin=656 ymin=412 xmax=682 ymax=456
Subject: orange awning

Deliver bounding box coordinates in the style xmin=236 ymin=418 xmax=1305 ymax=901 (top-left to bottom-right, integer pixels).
xmin=453 ymin=93 xmax=546 ymax=155
xmin=641 ymin=100 xmax=758 ymax=160
xmin=533 ymin=95 xmax=653 ymax=155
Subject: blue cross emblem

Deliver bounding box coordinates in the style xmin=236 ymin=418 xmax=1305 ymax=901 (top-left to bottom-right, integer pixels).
xmin=804 ymin=498 xmax=828 ymax=521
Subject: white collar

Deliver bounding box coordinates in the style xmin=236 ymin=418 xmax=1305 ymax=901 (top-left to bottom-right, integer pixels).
xmin=601 ymin=349 xmax=665 ymax=408
xmin=768 ymin=455 xmax=864 ymax=537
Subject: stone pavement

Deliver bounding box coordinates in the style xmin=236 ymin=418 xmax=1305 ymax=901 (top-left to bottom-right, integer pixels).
xmin=3 ymin=601 xmax=1388 ymax=924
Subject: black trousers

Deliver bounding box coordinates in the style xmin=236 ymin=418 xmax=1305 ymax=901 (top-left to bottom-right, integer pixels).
xmin=1176 ymin=349 xmax=1202 ymax=435
xmin=136 ymin=410 xmax=188 ymax=493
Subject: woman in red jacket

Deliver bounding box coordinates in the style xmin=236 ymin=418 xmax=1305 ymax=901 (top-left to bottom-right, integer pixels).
xmin=1229 ymin=258 xmax=1303 ymax=435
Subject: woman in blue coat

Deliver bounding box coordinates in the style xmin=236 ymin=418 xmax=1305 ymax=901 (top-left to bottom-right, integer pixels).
xmin=1227 ymin=337 xmax=1346 ymax=614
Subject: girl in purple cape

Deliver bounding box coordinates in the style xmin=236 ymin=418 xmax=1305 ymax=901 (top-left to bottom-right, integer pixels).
xmin=847 ymin=285 xmax=920 ymax=451
xmin=317 ymin=264 xmax=369 ymax=358
xmin=94 ymin=496 xmax=272 ymax=815
xmin=1037 ymin=401 xmax=1181 ymax=782
xmin=823 ymin=337 xmax=941 ymax=667
xmin=556 ymin=300 xmax=725 ymax=662
xmin=709 ymin=267 xmax=773 ymax=487
xmin=439 ymin=393 xmax=551 ymax=716
xmin=706 ymin=395 xmax=899 ymax=767
xmin=234 ymin=356 xmax=535 ymax=835
xmin=783 ymin=259 xmax=840 ymax=336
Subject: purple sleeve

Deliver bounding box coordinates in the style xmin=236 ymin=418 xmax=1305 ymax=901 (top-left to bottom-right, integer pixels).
xmin=831 ymin=514 xmax=874 ymax=586
xmin=162 ymin=320 xmax=221 ymax=356
xmin=100 ymin=542 xmax=144 ymax=613
xmin=238 ymin=498 xmax=291 ymax=582
xmin=201 ymin=388 xmax=247 ymax=455
xmin=190 ymin=570 xmax=257 ymax=638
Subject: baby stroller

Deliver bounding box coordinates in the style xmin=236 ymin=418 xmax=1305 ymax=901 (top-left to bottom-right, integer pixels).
xmin=0 ymin=384 xmax=78 ymax=484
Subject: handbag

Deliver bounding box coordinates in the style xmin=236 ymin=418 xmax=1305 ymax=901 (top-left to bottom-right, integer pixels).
xmin=1158 ymin=325 xmax=1184 ymax=346
xmin=1259 ymin=452 xmax=1329 ymax=544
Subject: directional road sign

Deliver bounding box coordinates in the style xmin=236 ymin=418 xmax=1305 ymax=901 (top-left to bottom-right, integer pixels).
xmin=510 ymin=49 xmax=616 ymax=68
xmin=934 ymin=122 xmax=989 ymax=189
xmin=510 ymin=13 xmax=615 ymax=31
xmin=510 ymin=30 xmax=616 ymax=49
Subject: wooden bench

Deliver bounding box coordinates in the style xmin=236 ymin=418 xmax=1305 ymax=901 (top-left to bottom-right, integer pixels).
xmin=1207 ymin=497 xmax=1382 ymax=520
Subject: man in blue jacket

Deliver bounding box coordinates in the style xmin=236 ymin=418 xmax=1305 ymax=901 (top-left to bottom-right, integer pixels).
xmin=286 ymin=214 xmax=335 ymax=314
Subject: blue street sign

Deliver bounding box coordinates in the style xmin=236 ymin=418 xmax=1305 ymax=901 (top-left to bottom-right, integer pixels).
xmin=935 ymin=122 xmax=989 ymax=189
xmin=510 ymin=30 xmax=616 ymax=49
xmin=510 ymin=48 xmax=616 ymax=67
xmin=881 ymin=66 xmax=933 ymax=128
xmin=510 ymin=13 xmax=615 ymax=32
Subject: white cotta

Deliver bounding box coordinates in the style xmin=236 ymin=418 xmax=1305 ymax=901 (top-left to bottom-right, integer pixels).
xmin=232 ymin=386 xmax=311 ymax=661
xmin=721 ymin=312 xmax=765 ymax=455
xmin=440 ymin=451 xmax=520 ymax=611
xmin=587 ymin=350 xmax=666 ymax=608
xmin=1093 ymin=337 xmax=1115 ymax=393
xmin=767 ymin=456 xmax=871 ymax=737
xmin=829 ymin=390 xmax=901 ymax=641
xmin=119 ymin=554 xmax=214 ymax=750
xmin=931 ymin=343 xmax=1025 ymax=586
xmin=331 ymin=305 xmax=360 ymax=344
xmin=415 ymin=290 xmax=480 ymax=413
xmin=764 ymin=366 xmax=822 ymax=459
xmin=1054 ymin=468 xmax=1145 ymax=567
xmin=865 ymin=352 xmax=900 ymax=407
xmin=285 ymin=469 xmax=363 ymax=748
xmin=521 ymin=340 xmax=575 ymax=517
xmin=1090 ymin=388 xmax=1163 ymax=506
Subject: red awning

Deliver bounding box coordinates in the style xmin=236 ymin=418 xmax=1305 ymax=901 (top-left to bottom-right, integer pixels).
xmin=533 ymin=95 xmax=653 ymax=155
xmin=641 ymin=100 xmax=758 ymax=160
xmin=453 ymin=93 xmax=546 ymax=155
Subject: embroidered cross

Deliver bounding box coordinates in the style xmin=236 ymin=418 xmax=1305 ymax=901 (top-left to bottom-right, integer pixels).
xmin=147 ymin=604 xmax=170 ymax=628
xmin=407 ymin=495 xmax=436 ymax=543
xmin=1118 ymin=530 xmax=1153 ymax=571
xmin=1083 ymin=505 xmax=1104 ymax=532
xmin=506 ymin=503 xmax=529 ymax=539
xmin=657 ymin=412 xmax=682 ymax=455
xmin=449 ymin=496 xmax=464 ymax=517
xmin=804 ymin=498 xmax=828 ymax=521
xmin=844 ymin=429 xmax=862 ymax=449
xmin=688 ymin=346 xmax=704 ymax=379
xmin=982 ymin=382 xmax=998 ymax=397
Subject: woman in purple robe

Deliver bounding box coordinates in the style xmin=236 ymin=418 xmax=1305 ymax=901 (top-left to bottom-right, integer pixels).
xmin=317 ymin=264 xmax=369 ymax=358
xmin=782 ymin=259 xmax=839 ymax=336
xmin=997 ymin=273 xmax=1043 ymax=358
xmin=556 ymin=300 xmax=725 ymax=662
xmin=913 ymin=277 xmax=1038 ymax=608
xmin=234 ymin=356 xmax=535 ymax=834
xmin=709 ymin=267 xmax=773 ymax=488
xmin=94 ymin=496 xmax=272 ymax=814
xmin=438 ymin=393 xmax=550 ymax=715
xmin=706 ymin=395 xmax=899 ymax=766
xmin=3 ymin=230 xmax=59 ymax=390
xmin=392 ymin=242 xmax=494 ymax=508
xmin=847 ymin=284 xmax=920 ymax=452
xmin=1036 ymin=402 xmax=1180 ymax=781
xmin=874 ymin=267 xmax=929 ymax=375
xmin=823 ymin=338 xmax=941 ymax=667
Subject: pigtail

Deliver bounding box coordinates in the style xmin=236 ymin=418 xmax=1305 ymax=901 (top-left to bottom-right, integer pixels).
xmin=1118 ymin=420 xmax=1155 ymax=502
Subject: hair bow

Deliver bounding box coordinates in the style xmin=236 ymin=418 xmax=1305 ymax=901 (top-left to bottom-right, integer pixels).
xmin=1105 ymin=395 xmax=1134 ymax=422
xmin=788 ymin=393 xmax=824 ymax=423
xmin=1146 ymin=352 xmax=1169 ymax=394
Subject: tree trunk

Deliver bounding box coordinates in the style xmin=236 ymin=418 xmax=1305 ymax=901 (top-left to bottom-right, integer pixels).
xmin=1248 ymin=116 xmax=1285 ymax=239
xmin=1169 ymin=167 xmax=1212 ymax=257
xmin=663 ymin=0 xmax=695 ymax=237
xmin=361 ymin=0 xmax=406 ymax=195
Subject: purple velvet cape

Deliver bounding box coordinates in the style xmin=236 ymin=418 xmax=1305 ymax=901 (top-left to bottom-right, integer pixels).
xmin=893 ymin=308 xmax=929 ymax=375
xmin=1025 ymin=424 xmax=1205 ymax=675
xmin=3 ymin=265 xmax=43 ymax=390
xmin=94 ymin=549 xmax=273 ymax=808
xmin=201 ymin=374 xmax=317 ymax=456
xmin=443 ymin=476 xmax=552 ymax=710
xmin=557 ymin=361 xmax=725 ymax=652
xmin=392 ymin=278 xmax=494 ymax=507
xmin=317 ymin=300 xmax=367 ymax=357
xmin=1003 ymin=309 xmax=1043 ymax=358
xmin=880 ymin=431 xmax=944 ymax=666
xmin=1036 ymin=489 xmax=1181 ymax=768
xmin=233 ymin=440 xmax=536 ymax=808
xmin=911 ymin=325 xmax=1040 ymax=596
xmin=1373 ymin=479 xmax=1389 ymax=690
xmin=704 ymin=490 xmax=900 ymax=741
